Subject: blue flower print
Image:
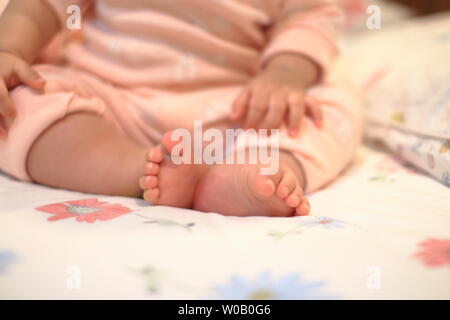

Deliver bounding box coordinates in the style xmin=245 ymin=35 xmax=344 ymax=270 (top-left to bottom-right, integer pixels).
xmin=215 ymin=271 xmax=334 ymax=300
xmin=0 ymin=250 xmax=17 ymax=274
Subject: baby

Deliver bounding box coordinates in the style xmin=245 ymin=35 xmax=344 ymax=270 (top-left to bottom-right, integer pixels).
xmin=0 ymin=0 xmax=362 ymax=217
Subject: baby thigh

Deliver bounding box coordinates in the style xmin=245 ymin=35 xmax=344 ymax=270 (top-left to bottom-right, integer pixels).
xmin=0 ymin=66 xmax=148 ymax=196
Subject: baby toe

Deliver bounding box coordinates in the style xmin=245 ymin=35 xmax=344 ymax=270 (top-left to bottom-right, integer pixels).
xmin=276 ymin=172 xmax=296 ymax=199
xmin=254 ymin=174 xmax=276 ymax=198
xmin=286 ymin=194 xmax=300 ymax=208
xmin=143 ymin=188 xmax=160 ymax=203
xmin=285 ymin=186 xmax=303 ymax=208
xmin=147 ymin=147 xmax=164 ymax=163
xmin=145 ymin=162 xmax=160 ymax=175
xmin=139 ymin=176 xmax=159 ymax=190
xmin=295 ymin=198 xmax=310 ymax=216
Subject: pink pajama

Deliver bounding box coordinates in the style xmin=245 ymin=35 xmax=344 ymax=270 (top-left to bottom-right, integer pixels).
xmin=0 ymin=0 xmax=362 ymax=192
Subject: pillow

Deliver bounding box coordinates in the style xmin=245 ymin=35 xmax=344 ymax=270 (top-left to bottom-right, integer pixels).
xmin=334 ymin=13 xmax=450 ymax=186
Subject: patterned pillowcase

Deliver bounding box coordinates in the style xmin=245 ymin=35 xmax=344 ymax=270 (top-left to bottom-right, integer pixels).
xmin=337 ymin=13 xmax=450 ymax=186
xmin=367 ymin=126 xmax=450 ymax=186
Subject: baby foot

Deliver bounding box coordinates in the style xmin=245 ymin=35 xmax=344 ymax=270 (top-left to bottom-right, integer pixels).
xmin=140 ymin=131 xmax=207 ymax=208
xmin=140 ymin=130 xmax=310 ymax=217
xmin=193 ymin=159 xmax=310 ymax=217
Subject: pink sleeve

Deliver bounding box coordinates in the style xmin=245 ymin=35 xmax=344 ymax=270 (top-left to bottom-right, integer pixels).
xmin=44 ymin=0 xmax=92 ymax=27
xmin=261 ymin=0 xmax=345 ymax=79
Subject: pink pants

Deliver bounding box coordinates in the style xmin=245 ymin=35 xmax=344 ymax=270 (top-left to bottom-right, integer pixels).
xmin=0 ymin=64 xmax=362 ymax=193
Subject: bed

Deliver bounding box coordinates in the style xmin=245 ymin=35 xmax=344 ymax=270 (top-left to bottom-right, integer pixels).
xmin=1 ymin=1 xmax=449 ymax=300
xmin=1 ymin=145 xmax=449 ymax=299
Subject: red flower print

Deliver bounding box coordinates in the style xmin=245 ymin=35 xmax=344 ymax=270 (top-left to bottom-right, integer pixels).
xmin=36 ymin=198 xmax=132 ymax=223
xmin=413 ymin=238 xmax=450 ymax=268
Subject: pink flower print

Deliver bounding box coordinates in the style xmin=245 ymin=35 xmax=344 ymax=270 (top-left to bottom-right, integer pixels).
xmin=36 ymin=198 xmax=132 ymax=223
xmin=413 ymin=238 xmax=450 ymax=268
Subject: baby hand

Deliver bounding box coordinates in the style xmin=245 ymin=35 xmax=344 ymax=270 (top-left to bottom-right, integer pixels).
xmin=0 ymin=51 xmax=46 ymax=137
xmin=230 ymin=55 xmax=322 ymax=137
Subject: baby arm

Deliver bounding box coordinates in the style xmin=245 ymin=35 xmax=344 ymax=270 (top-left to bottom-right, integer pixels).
xmin=0 ymin=0 xmax=60 ymax=136
xmin=231 ymin=0 xmax=344 ymax=137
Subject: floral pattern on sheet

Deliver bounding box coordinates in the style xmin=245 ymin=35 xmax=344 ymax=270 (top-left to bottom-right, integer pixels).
xmin=133 ymin=213 xmax=196 ymax=231
xmin=134 ymin=267 xmax=334 ymax=299
xmin=36 ymin=198 xmax=132 ymax=223
xmin=268 ymin=216 xmax=349 ymax=240
xmin=133 ymin=265 xmax=167 ymax=294
xmin=215 ymin=271 xmax=333 ymax=300
xmin=413 ymin=238 xmax=450 ymax=268
xmin=0 ymin=250 xmax=17 ymax=274
xmin=369 ymin=154 xmax=417 ymax=183
xmin=302 ymin=216 xmax=348 ymax=229
xmin=143 ymin=219 xmax=195 ymax=231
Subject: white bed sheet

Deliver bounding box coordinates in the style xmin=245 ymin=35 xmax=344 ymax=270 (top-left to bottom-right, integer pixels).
xmin=1 ymin=145 xmax=449 ymax=299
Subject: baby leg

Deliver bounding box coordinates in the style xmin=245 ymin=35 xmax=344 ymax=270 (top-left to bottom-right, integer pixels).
xmin=27 ymin=112 xmax=148 ymax=197
xmin=141 ymin=126 xmax=310 ymax=217
xmin=0 ymin=65 xmax=153 ymax=197
xmin=141 ymin=84 xmax=362 ymax=216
